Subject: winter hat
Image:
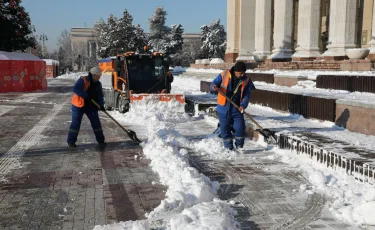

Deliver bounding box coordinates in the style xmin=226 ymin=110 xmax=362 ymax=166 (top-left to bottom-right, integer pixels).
xmin=233 ymin=61 xmax=247 ymax=72
xmin=90 ymin=66 xmax=102 ymax=76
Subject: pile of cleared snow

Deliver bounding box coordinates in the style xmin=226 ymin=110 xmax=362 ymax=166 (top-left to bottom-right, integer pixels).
xmin=95 ymin=98 xmax=239 ymax=230
xmin=186 ymin=68 xmax=223 ymax=74
xmin=273 ymin=148 xmax=375 ymax=226
xmin=57 ymin=72 xmax=86 ymax=79
xmin=210 ymin=58 xmax=225 ymax=64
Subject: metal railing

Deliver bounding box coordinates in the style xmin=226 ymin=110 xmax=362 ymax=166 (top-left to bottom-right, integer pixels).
xmin=317 ymin=75 xmax=375 ymax=93
xmin=278 ymin=134 xmax=375 ymax=185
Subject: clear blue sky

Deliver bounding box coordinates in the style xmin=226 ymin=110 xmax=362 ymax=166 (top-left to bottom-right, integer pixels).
xmin=22 ymin=0 xmax=227 ymax=51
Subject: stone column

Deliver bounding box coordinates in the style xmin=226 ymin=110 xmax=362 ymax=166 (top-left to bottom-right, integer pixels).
xmin=368 ymin=0 xmax=375 ymax=60
xmin=292 ymin=0 xmax=321 ymax=61
xmin=237 ymin=0 xmax=256 ymax=62
xmin=225 ymin=0 xmax=240 ymax=63
xmin=322 ymin=0 xmax=357 ymax=60
xmin=268 ymin=0 xmax=294 ymax=61
xmin=253 ymin=0 xmax=272 ymax=61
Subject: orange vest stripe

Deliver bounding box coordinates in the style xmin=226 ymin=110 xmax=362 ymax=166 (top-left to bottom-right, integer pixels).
xmin=217 ymin=70 xmax=230 ymax=106
xmin=71 ymin=76 xmax=90 ymax=107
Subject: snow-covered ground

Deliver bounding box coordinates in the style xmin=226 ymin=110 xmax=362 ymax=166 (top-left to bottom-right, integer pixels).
xmin=56 ymin=72 xmax=86 ymax=79
xmin=91 ymin=68 xmax=375 ymax=229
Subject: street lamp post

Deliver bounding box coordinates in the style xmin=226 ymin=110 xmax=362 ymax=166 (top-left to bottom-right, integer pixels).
xmin=40 ymin=34 xmax=48 ymax=58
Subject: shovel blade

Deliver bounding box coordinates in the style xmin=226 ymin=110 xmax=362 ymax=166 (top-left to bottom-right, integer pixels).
xmin=126 ymin=129 xmax=142 ymax=143
xmin=256 ymin=129 xmax=277 ymax=144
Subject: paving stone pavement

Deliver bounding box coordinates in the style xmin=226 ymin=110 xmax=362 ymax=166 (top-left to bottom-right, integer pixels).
xmin=0 ymin=79 xmax=166 ymax=230
xmin=176 ymin=119 xmax=367 ymax=230
xmin=188 ymin=153 xmax=367 ymax=230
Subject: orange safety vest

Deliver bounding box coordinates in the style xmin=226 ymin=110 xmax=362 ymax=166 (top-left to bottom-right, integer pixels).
xmin=71 ymin=76 xmax=90 ymax=107
xmin=217 ymin=70 xmax=249 ymax=106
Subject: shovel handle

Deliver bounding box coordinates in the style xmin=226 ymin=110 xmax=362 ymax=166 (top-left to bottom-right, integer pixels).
xmin=91 ymin=99 xmax=101 ymax=109
xmin=91 ymin=99 xmax=128 ymax=130
xmin=217 ymin=90 xmax=264 ymax=130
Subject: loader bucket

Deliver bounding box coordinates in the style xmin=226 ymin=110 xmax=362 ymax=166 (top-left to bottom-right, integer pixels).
xmin=130 ymin=93 xmax=185 ymax=103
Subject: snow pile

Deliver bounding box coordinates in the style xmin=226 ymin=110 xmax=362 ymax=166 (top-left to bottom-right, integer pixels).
xmin=274 ymin=148 xmax=375 ymax=226
xmin=57 ymin=72 xmax=86 ymax=79
xmin=95 ymin=98 xmax=239 ymax=229
xmin=210 ymin=58 xmax=225 ymax=64
xmin=186 ymin=68 xmax=223 ymax=74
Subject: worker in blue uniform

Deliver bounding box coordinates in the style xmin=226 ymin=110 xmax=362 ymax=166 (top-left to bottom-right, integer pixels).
xmin=67 ymin=66 xmax=106 ymax=148
xmin=210 ymin=62 xmax=255 ymax=150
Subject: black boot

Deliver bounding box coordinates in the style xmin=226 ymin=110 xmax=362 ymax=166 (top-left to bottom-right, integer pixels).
xmin=68 ymin=143 xmax=77 ymax=148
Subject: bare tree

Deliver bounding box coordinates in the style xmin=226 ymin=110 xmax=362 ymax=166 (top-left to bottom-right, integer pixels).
xmin=57 ymin=29 xmax=73 ymax=70
xmin=71 ymin=41 xmax=89 ymax=71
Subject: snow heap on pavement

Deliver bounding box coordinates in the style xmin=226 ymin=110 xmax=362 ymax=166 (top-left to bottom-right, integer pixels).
xmin=57 ymin=72 xmax=87 ymax=79
xmin=272 ymin=148 xmax=375 ymax=226
xmin=94 ymin=98 xmax=239 ymax=230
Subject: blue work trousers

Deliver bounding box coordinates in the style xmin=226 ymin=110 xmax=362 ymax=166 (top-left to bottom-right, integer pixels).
xmin=218 ymin=110 xmax=246 ymax=150
xmin=67 ymin=105 xmax=105 ymax=144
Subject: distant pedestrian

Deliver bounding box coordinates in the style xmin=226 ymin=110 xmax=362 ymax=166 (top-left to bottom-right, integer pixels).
xmin=67 ymin=66 xmax=106 ymax=148
xmin=210 ymin=62 xmax=255 ymax=150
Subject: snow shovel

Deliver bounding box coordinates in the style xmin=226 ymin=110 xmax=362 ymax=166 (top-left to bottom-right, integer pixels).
xmin=91 ymin=99 xmax=142 ymax=143
xmin=217 ymin=90 xmax=277 ymax=143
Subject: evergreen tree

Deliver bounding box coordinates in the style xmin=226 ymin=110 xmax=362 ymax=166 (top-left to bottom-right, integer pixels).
xmin=200 ymin=24 xmax=210 ymax=58
xmin=132 ymin=24 xmax=147 ymax=52
xmin=94 ymin=18 xmax=109 ymax=58
xmin=106 ymin=14 xmax=118 ymax=56
xmin=95 ymin=15 xmax=118 ymax=57
xmin=115 ymin=9 xmax=136 ymax=53
xmin=166 ymin=24 xmax=184 ymax=65
xmin=169 ymin=24 xmax=184 ymax=54
xmin=148 ymin=6 xmax=170 ymax=52
xmin=200 ymin=20 xmax=226 ymax=59
xmin=95 ymin=10 xmax=148 ymax=57
xmin=0 ymin=0 xmax=37 ymax=51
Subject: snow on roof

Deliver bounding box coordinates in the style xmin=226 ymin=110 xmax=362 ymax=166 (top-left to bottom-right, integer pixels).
xmin=43 ymin=59 xmax=54 ymax=65
xmin=0 ymin=51 xmax=43 ymax=61
xmin=42 ymin=59 xmax=60 ymax=65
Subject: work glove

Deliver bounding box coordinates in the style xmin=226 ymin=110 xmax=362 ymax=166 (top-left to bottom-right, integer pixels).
xmin=211 ymin=85 xmax=219 ymax=94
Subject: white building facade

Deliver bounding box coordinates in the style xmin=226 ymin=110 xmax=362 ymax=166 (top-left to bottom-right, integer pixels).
xmin=225 ymin=0 xmax=375 ymax=63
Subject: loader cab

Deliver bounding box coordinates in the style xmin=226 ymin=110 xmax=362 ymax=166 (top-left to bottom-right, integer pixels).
xmin=125 ymin=52 xmax=166 ymax=93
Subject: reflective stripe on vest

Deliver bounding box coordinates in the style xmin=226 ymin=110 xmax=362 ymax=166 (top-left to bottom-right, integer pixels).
xmin=71 ymin=76 xmax=90 ymax=107
xmin=217 ymin=71 xmax=250 ymax=106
